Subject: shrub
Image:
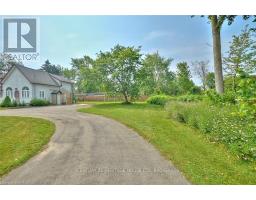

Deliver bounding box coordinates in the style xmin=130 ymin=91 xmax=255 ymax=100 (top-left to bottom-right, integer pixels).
xmin=166 ymin=101 xmax=256 ymax=161
xmin=146 ymin=95 xmax=171 ymax=105
xmin=0 ymin=96 xmax=12 ymax=107
xmin=190 ymin=86 xmax=202 ymax=95
xmin=147 ymin=94 xmax=204 ymax=105
xmin=30 ymin=99 xmax=50 ymax=106
xmin=206 ymin=90 xmax=236 ymax=104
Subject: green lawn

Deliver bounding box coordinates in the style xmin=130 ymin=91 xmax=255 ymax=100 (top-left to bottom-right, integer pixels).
xmin=0 ymin=116 xmax=55 ymax=177
xmin=79 ymin=102 xmax=256 ymax=184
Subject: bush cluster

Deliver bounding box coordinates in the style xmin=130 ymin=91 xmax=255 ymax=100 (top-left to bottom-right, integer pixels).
xmin=146 ymin=95 xmax=171 ymax=105
xmin=0 ymin=96 xmax=26 ymax=107
xmin=30 ymin=99 xmax=50 ymax=106
xmin=0 ymin=97 xmax=50 ymax=107
xmin=206 ymin=90 xmax=237 ymax=104
xmin=166 ymin=101 xmax=256 ymax=161
xmin=147 ymin=94 xmax=203 ymax=106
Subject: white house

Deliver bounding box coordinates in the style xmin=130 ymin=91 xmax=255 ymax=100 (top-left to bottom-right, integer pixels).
xmin=0 ymin=64 xmax=74 ymax=105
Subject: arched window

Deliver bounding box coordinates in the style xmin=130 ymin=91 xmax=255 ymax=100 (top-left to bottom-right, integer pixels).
xmin=22 ymin=87 xmax=29 ymax=98
xmin=6 ymin=87 xmax=13 ymax=98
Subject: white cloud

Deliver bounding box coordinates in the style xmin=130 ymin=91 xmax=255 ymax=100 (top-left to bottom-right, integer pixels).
xmin=144 ymin=30 xmax=173 ymax=41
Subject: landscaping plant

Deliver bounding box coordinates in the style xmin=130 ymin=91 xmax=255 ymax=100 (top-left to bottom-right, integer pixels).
xmin=30 ymin=99 xmax=50 ymax=106
xmin=166 ymin=101 xmax=256 ymax=161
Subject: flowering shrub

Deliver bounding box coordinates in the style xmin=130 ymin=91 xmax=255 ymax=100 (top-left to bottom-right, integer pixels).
xmin=166 ymin=101 xmax=256 ymax=161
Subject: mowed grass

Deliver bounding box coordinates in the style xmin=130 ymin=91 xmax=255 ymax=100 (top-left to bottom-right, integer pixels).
xmin=79 ymin=102 xmax=256 ymax=184
xmin=0 ymin=116 xmax=55 ymax=177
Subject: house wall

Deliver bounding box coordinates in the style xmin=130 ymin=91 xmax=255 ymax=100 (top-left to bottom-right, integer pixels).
xmin=61 ymin=82 xmax=72 ymax=92
xmin=33 ymin=84 xmax=59 ymax=103
xmin=60 ymin=82 xmax=73 ymax=104
xmin=0 ymin=67 xmax=33 ymax=104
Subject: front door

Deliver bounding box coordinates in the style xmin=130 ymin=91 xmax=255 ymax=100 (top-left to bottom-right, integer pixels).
xmin=57 ymin=93 xmax=61 ymax=105
xmin=14 ymin=88 xmax=20 ymax=102
xmin=51 ymin=94 xmax=57 ymax=105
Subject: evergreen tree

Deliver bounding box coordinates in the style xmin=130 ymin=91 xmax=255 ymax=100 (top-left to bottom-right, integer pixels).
xmin=223 ymin=26 xmax=256 ymax=91
xmin=176 ymin=62 xmax=194 ymax=94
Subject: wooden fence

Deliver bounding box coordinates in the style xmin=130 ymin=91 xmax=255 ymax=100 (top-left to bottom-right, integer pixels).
xmin=75 ymin=93 xmax=148 ymax=102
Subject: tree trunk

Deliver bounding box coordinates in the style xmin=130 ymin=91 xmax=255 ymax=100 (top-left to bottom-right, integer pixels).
xmin=123 ymin=91 xmax=129 ymax=103
xmin=211 ymin=16 xmax=224 ymax=94
xmin=232 ymin=74 xmax=236 ymax=92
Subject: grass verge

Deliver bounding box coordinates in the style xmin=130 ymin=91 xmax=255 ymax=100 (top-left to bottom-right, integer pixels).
xmin=79 ymin=102 xmax=256 ymax=184
xmin=0 ymin=116 xmax=55 ymax=177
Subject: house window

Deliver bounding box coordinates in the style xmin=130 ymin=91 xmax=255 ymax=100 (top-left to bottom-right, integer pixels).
xmin=39 ymin=91 xmax=45 ymax=99
xmin=22 ymin=87 xmax=29 ymax=98
xmin=6 ymin=87 xmax=13 ymax=98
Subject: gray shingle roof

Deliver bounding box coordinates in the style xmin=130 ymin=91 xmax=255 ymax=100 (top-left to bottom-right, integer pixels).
xmin=50 ymin=74 xmax=74 ymax=84
xmin=15 ymin=64 xmax=60 ymax=86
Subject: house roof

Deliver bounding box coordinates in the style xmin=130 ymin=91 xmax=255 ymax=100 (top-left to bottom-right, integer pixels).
xmin=50 ymin=73 xmax=74 ymax=84
xmin=15 ymin=64 xmax=60 ymax=86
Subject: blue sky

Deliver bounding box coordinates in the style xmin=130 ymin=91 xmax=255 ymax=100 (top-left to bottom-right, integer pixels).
xmin=0 ymin=16 xmax=254 ymax=84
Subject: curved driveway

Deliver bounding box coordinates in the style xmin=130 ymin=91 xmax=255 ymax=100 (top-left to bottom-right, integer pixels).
xmin=0 ymin=105 xmax=189 ymax=184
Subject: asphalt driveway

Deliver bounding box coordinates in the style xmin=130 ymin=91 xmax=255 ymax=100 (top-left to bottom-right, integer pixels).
xmin=0 ymin=105 xmax=189 ymax=184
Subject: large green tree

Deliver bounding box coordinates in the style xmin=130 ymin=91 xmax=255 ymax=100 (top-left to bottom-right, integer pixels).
xmin=40 ymin=59 xmax=62 ymax=75
xmin=139 ymin=52 xmax=175 ymax=95
xmin=71 ymin=55 xmax=104 ymax=93
xmin=176 ymin=62 xmax=194 ymax=94
xmin=96 ymin=45 xmax=142 ymax=103
xmin=223 ymin=26 xmax=256 ymax=91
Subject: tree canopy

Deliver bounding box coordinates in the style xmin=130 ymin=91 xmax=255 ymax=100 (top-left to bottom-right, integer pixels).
xmin=138 ymin=52 xmax=175 ymax=95
xmin=40 ymin=60 xmax=63 ymax=75
xmin=95 ymin=45 xmax=142 ymax=103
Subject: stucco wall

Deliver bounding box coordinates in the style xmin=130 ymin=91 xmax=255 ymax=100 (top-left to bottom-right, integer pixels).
xmin=0 ymin=68 xmax=33 ymax=103
xmin=33 ymin=84 xmax=59 ymax=103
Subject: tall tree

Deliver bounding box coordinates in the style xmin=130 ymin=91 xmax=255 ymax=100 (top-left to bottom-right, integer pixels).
xmin=62 ymin=67 xmax=76 ymax=80
xmin=176 ymin=62 xmax=194 ymax=94
xmin=40 ymin=59 xmax=62 ymax=75
xmin=192 ymin=60 xmax=210 ymax=91
xmin=139 ymin=52 xmax=174 ymax=95
xmin=71 ymin=55 xmax=104 ymax=93
xmin=209 ymin=15 xmax=225 ymax=94
xmin=199 ymin=15 xmax=256 ymax=94
xmin=223 ymin=26 xmax=256 ymax=91
xmin=96 ymin=45 xmax=142 ymax=103
xmin=205 ymin=72 xmax=215 ymax=89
